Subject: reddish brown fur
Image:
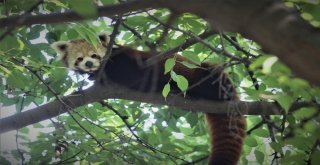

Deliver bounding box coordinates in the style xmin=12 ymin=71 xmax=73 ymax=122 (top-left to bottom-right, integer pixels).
xmin=55 ymin=42 xmax=246 ymax=165
xmin=206 ymin=114 xmax=246 ymax=164
xmin=108 ymin=47 xmax=246 ymax=165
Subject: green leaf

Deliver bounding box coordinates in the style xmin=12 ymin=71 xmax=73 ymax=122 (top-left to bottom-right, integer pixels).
xmin=252 ymin=128 xmax=269 ymax=138
xmin=168 ymin=118 xmax=179 ymax=132
xmin=33 ymin=123 xmax=44 ymax=128
xmin=276 ymin=93 xmax=295 ymax=113
xmin=27 ymin=25 xmax=44 ymax=40
xmin=182 ymin=51 xmax=201 ymax=65
xmin=250 ymin=55 xmax=270 ymax=69
xmin=74 ymin=25 xmax=99 ymax=48
xmin=286 ymin=137 xmax=311 ymax=151
xmin=254 ymin=149 xmax=264 ymax=164
xmin=0 ymin=156 xmax=11 ymax=165
xmin=241 ymin=156 xmax=249 ymax=165
xmin=0 ymin=35 xmax=20 ymax=51
xmin=242 ymin=87 xmax=260 ymax=100
xmin=101 ymin=0 xmax=118 ymax=5
xmin=271 ymin=61 xmax=291 ymax=75
xmin=0 ymin=65 xmax=11 ymax=75
xmin=180 ymin=126 xmax=194 ymax=136
xmin=185 ymin=113 xmax=198 ymax=127
xmin=7 ymin=71 xmax=29 ymax=89
xmin=50 ymin=67 xmax=68 ymax=83
xmin=245 ymin=136 xmax=258 ymax=147
xmin=300 ymin=3 xmax=320 ymax=24
xmin=0 ymin=95 xmax=18 ymax=106
xmin=48 ymin=0 xmax=68 ymax=8
xmin=293 ymin=107 xmax=317 ymax=120
xmin=176 ymin=75 xmax=189 ymax=95
xmin=311 ymin=150 xmax=320 ymax=165
xmin=170 ymin=70 xmax=177 ymax=81
xmin=180 ymin=61 xmax=199 ymax=69
xmin=34 ymin=97 xmax=45 ymax=105
xmin=122 ymin=32 xmax=133 ymax=41
xmin=86 ymin=154 xmax=101 ymax=162
xmin=164 ymin=58 xmax=175 ymax=74
xmin=162 ymin=83 xmax=170 ymax=99
xmin=69 ymin=0 xmax=97 ymax=18
xmin=66 ymin=29 xmax=80 ymax=40
xmin=270 ymin=142 xmax=282 ymax=153
xmin=19 ymin=127 xmax=29 ymax=134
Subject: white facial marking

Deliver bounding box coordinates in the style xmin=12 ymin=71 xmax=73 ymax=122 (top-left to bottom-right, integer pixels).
xmin=88 ymin=50 xmax=95 ymax=55
xmin=97 ymin=48 xmax=105 ymax=57
xmin=53 ymin=37 xmax=108 ymax=73
xmin=77 ymin=56 xmax=101 ymax=73
xmin=77 ymin=52 xmax=83 ymax=57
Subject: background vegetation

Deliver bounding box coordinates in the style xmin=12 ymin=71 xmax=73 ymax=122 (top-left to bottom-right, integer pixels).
xmin=0 ymin=0 xmax=320 ymax=164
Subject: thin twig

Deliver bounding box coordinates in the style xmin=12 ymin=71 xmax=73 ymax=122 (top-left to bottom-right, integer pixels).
xmin=246 ymin=121 xmax=264 ymax=135
xmin=101 ymin=100 xmax=190 ymax=163
xmin=146 ymin=11 xmax=246 ymax=64
xmin=72 ymin=110 xmax=123 ymax=140
xmin=97 ymin=17 xmax=122 ymax=83
xmin=306 ymin=139 xmax=319 ymax=165
xmin=222 ymin=34 xmax=256 ymax=58
xmin=16 ymin=96 xmax=25 ymax=165
xmin=153 ymin=12 xmax=178 ymax=48
xmin=121 ymin=22 xmax=143 ymax=40
xmin=0 ymin=0 xmax=44 ymax=41
xmin=181 ymin=155 xmax=208 ymax=165
xmin=56 ymin=150 xmax=84 ymax=165
xmin=11 ymin=58 xmax=129 ymax=162
xmin=145 ymin=30 xmax=216 ymax=67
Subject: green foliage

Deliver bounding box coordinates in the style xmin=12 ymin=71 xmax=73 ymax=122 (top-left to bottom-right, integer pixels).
xmin=285 ymin=0 xmax=320 ymax=27
xmin=69 ymin=0 xmax=97 ymax=18
xmin=175 ymin=74 xmax=189 ymax=96
xmin=164 ymin=58 xmax=175 ymax=74
xmin=162 ymin=83 xmax=171 ymax=99
xmin=0 ymin=1 xmax=320 ymax=165
xmin=254 ymin=149 xmax=265 ymax=164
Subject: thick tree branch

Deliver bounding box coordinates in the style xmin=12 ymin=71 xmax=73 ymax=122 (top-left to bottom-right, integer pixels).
xmin=0 ymin=81 xmax=318 ymax=134
xmin=1 ymin=0 xmax=319 ymax=84
xmin=157 ymin=0 xmax=320 ymax=85
xmin=0 ymin=0 xmax=44 ymax=41
xmin=0 ymin=0 xmax=154 ymax=28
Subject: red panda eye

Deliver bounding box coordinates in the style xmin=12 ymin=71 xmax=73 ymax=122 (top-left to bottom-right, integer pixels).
xmin=77 ymin=57 xmax=83 ymax=61
xmin=91 ymin=54 xmax=98 ymax=58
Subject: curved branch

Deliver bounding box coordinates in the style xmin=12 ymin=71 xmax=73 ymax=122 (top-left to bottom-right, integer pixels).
xmin=1 ymin=0 xmax=319 ymax=85
xmin=0 ymin=0 xmax=154 ymax=28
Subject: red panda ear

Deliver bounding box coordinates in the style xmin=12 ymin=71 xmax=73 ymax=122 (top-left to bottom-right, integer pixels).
xmin=98 ymin=32 xmax=110 ymax=47
xmin=51 ymin=41 xmax=70 ymax=60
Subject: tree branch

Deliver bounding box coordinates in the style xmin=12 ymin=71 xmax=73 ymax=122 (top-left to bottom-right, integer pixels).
xmin=1 ymin=0 xmax=319 ymax=84
xmin=0 ymin=81 xmax=318 ymax=134
xmin=0 ymin=0 xmax=44 ymax=41
xmin=0 ymin=0 xmax=154 ymax=28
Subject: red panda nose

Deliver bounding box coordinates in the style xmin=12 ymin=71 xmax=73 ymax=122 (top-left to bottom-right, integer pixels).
xmin=85 ymin=61 xmax=94 ymax=68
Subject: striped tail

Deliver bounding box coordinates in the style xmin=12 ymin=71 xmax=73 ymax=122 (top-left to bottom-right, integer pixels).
xmin=206 ymin=113 xmax=246 ymax=165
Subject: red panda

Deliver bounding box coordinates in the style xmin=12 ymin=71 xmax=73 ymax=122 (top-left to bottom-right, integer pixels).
xmin=51 ymin=33 xmax=246 ymax=165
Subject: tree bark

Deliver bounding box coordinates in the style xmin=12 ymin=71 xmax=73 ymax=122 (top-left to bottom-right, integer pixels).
xmin=1 ymin=0 xmax=320 ymax=134
xmin=0 ymin=0 xmax=319 ymax=84
xmin=0 ymin=82 xmax=316 ymax=134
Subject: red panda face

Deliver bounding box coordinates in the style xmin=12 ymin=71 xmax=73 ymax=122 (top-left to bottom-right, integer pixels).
xmin=51 ymin=33 xmax=109 ymax=73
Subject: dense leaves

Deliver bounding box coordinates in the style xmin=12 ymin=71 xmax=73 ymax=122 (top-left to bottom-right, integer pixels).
xmin=0 ymin=0 xmax=320 ymax=165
